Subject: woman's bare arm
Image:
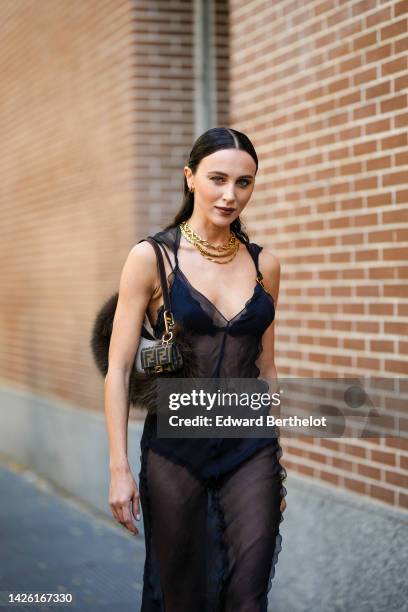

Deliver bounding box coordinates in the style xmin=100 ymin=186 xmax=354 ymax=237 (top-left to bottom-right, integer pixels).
xmin=104 ymin=240 xmax=158 ymax=534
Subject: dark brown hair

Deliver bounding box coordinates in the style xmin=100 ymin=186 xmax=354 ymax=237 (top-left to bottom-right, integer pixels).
xmin=165 ymin=127 xmax=258 ymax=244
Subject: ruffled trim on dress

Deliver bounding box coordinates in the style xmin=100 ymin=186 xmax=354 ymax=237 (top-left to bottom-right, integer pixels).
xmin=267 ymin=428 xmax=287 ymax=595
xmin=208 ymin=478 xmax=230 ymax=612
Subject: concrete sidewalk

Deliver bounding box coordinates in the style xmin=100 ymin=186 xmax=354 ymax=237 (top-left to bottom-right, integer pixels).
xmin=0 ymin=458 xmax=144 ymax=611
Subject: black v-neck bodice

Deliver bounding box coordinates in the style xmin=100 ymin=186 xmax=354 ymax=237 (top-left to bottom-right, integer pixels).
xmin=145 ymin=225 xmax=275 ymax=378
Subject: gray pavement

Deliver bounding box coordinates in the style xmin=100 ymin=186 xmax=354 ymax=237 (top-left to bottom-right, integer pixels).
xmin=0 ymin=459 xmax=144 ymax=611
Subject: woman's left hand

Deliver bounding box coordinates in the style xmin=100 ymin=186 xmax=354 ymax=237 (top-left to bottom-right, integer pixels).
xmin=280 ymin=497 xmax=287 ymax=513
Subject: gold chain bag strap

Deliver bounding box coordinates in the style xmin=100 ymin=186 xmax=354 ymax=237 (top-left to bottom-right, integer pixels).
xmin=138 ymin=238 xmax=183 ymax=374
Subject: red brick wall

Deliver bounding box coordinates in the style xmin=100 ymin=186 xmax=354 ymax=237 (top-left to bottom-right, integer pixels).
xmin=0 ymin=0 xmax=138 ymax=407
xmin=215 ymin=1 xmax=230 ymax=126
xmin=229 ymin=0 xmax=408 ymax=508
xmin=133 ymin=0 xmax=194 ymax=234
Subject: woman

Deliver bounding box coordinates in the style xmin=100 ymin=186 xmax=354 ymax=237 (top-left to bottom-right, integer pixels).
xmin=104 ymin=127 xmax=287 ymax=611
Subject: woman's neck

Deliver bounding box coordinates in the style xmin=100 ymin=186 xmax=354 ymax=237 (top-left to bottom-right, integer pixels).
xmin=184 ymin=215 xmax=231 ymax=245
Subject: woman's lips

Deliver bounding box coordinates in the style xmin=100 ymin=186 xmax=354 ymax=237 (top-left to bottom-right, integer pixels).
xmin=215 ymin=206 xmax=236 ymax=215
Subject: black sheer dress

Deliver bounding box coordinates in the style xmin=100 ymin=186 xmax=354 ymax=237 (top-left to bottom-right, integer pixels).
xmin=138 ymin=225 xmax=287 ymax=612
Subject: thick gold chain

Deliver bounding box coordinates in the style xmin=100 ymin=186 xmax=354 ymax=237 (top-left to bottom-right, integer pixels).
xmin=180 ymin=221 xmax=236 ymax=250
xmin=180 ymin=220 xmax=239 ymax=263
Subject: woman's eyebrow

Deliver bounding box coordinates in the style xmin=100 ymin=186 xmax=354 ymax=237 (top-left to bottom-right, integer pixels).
xmin=207 ymin=171 xmax=254 ymax=178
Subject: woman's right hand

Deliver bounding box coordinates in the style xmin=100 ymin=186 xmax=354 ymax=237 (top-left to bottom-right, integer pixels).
xmin=109 ymin=466 xmax=140 ymax=535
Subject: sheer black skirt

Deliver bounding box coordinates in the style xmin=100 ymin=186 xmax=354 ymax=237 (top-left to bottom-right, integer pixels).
xmin=138 ymin=440 xmax=287 ymax=612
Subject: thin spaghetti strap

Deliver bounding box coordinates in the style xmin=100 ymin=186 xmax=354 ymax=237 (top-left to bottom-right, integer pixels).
xmin=174 ymin=224 xmax=181 ymax=268
xmin=247 ymin=242 xmax=273 ymax=296
xmin=156 ymin=240 xmax=175 ymax=272
xmin=245 ymin=241 xmax=263 ymax=278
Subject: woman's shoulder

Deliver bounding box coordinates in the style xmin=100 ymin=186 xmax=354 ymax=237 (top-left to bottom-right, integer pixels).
xmin=125 ymin=240 xmax=157 ymax=277
xmin=249 ymin=239 xmax=281 ymax=277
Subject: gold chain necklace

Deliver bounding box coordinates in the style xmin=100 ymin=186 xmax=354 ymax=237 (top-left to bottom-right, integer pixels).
xmin=180 ymin=220 xmax=240 ymax=263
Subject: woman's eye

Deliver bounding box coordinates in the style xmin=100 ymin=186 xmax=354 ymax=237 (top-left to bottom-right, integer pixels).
xmin=211 ymin=177 xmax=251 ymax=187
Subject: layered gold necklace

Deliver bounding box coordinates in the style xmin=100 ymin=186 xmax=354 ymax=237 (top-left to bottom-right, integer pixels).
xmin=179 ymin=220 xmax=239 ymax=263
